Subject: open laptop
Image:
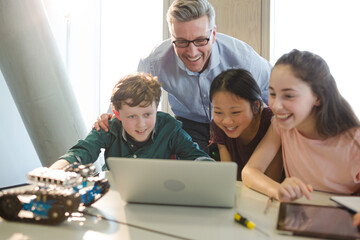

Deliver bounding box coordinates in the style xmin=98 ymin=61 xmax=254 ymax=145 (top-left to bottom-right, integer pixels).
xmin=107 ymin=157 xmax=237 ymax=208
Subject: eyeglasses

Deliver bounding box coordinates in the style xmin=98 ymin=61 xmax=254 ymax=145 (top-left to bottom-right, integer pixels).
xmin=172 ymin=29 xmax=212 ymax=48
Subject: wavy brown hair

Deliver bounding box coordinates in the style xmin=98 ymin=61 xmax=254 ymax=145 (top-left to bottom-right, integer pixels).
xmin=111 ymin=72 xmax=162 ymax=111
xmin=274 ymin=49 xmax=360 ymax=138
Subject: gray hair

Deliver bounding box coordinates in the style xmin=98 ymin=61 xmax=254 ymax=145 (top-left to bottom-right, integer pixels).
xmin=167 ymin=0 xmax=216 ymax=31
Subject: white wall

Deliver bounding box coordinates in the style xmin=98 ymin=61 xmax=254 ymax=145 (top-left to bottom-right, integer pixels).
xmin=0 ymin=72 xmax=41 ymax=188
xmin=43 ymin=0 xmax=163 ymax=129
xmin=0 ymin=0 xmax=163 ymax=187
xmin=0 ymin=0 xmax=99 ymax=187
xmin=43 ymin=0 xmax=101 ymax=130
xmin=271 ymin=0 xmax=360 ymax=118
xmin=99 ymin=0 xmax=163 ymax=113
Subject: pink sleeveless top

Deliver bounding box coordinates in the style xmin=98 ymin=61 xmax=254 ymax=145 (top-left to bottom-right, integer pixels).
xmin=273 ymin=119 xmax=360 ymax=194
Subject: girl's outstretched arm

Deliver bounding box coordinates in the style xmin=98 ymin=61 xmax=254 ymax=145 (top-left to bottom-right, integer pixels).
xmin=242 ymin=122 xmax=313 ymax=201
xmin=242 ymin=122 xmax=283 ymax=199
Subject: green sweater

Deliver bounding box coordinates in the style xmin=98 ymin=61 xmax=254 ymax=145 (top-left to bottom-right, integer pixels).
xmin=60 ymin=112 xmax=209 ymax=170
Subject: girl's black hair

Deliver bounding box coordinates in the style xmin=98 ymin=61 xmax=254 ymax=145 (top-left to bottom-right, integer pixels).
xmin=210 ymin=68 xmax=263 ymax=114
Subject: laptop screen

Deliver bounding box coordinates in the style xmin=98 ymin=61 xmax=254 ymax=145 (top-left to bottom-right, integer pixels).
xmin=107 ymin=157 xmax=237 ymax=208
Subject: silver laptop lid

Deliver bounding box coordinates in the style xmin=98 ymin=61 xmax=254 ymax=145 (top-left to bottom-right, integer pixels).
xmin=107 ymin=157 xmax=237 ymax=208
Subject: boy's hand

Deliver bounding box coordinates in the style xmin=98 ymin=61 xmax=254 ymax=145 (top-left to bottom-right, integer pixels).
xmin=50 ymin=159 xmax=70 ymax=169
xmin=93 ymin=113 xmax=114 ymax=132
xmin=277 ymin=177 xmax=313 ymax=202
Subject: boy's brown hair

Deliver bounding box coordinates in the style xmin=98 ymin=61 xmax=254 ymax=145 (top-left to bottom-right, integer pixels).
xmin=111 ymin=72 xmax=162 ymax=111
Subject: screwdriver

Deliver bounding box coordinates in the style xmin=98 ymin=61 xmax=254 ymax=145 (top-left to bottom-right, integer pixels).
xmin=234 ymin=213 xmax=270 ymax=237
xmin=234 ymin=213 xmax=255 ymax=229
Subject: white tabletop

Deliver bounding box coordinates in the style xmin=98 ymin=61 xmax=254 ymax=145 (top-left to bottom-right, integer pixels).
xmin=0 ymin=172 xmax=339 ymax=240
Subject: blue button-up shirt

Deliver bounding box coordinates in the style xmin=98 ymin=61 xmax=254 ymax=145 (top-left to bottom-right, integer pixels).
xmin=138 ymin=33 xmax=271 ymax=123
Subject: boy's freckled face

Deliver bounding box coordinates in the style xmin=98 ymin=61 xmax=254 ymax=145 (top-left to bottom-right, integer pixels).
xmin=118 ymin=101 xmax=157 ymax=142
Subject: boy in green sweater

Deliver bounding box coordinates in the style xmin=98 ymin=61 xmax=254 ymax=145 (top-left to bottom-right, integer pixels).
xmin=51 ymin=73 xmax=209 ymax=170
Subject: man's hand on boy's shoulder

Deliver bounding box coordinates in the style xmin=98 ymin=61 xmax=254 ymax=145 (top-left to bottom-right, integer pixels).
xmin=93 ymin=113 xmax=114 ymax=132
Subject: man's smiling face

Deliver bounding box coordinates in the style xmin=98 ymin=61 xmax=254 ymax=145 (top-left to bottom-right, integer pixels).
xmin=170 ymin=15 xmax=216 ymax=73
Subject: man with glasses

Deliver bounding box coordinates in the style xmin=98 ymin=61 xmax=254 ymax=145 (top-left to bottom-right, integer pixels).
xmin=95 ymin=0 xmax=271 ymax=155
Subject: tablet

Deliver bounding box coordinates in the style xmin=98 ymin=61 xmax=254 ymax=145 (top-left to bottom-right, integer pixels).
xmin=277 ymin=202 xmax=360 ymax=240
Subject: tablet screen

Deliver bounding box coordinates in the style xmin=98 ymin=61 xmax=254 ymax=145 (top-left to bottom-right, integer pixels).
xmin=277 ymin=202 xmax=360 ymax=240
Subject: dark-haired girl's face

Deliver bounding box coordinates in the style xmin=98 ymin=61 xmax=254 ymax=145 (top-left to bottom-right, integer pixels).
xmin=212 ymin=91 xmax=258 ymax=141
